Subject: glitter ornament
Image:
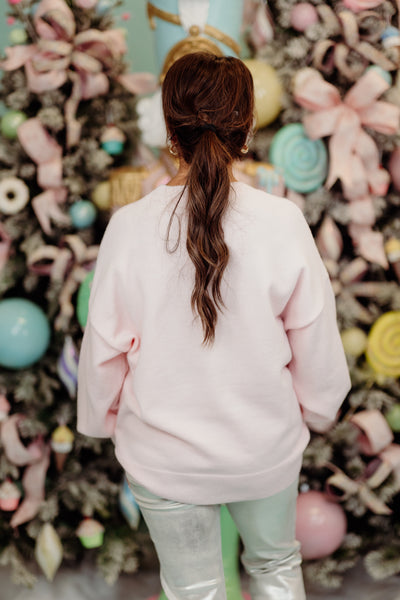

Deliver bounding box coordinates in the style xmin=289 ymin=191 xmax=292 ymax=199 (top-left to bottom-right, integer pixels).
xmin=366 ymin=312 xmax=400 ymax=377
xmin=269 ymin=123 xmax=328 ymax=193
xmin=69 ymin=200 xmax=97 ymax=229
xmin=0 ymin=479 xmax=21 ymax=511
xmin=76 ymin=518 xmax=105 ymax=548
xmin=0 ymin=177 xmax=30 ymax=215
xmin=243 ymin=60 xmax=282 ymax=128
xmin=0 ymin=110 xmax=27 ymax=139
xmin=35 ymin=523 xmax=63 ymax=581
xmin=290 ymin=3 xmax=319 ymax=32
xmin=0 ymin=298 xmax=51 ymax=369
xmin=101 ymin=126 xmax=126 ymax=155
xmin=296 ymin=491 xmax=347 ymax=560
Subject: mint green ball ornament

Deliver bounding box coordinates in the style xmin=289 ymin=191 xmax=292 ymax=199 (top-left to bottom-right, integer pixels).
xmin=0 ymin=298 xmax=51 ymax=369
xmin=76 ymin=270 xmax=94 ymax=329
xmin=269 ymin=123 xmax=328 ymax=193
xmin=1 ymin=110 xmax=28 ymax=139
xmin=385 ymin=404 xmax=400 ymax=432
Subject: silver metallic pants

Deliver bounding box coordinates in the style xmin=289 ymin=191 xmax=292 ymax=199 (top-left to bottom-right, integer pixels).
xmin=126 ymin=477 xmax=306 ymax=600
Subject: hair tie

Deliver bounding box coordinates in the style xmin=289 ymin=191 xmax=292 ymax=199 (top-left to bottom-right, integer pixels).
xmin=201 ymin=123 xmax=217 ymax=133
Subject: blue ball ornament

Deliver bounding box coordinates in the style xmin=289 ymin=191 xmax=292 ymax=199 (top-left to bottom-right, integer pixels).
xmin=0 ymin=298 xmax=51 ymax=369
xmin=69 ymin=200 xmax=97 ymax=229
xmin=269 ymin=123 xmax=328 ymax=193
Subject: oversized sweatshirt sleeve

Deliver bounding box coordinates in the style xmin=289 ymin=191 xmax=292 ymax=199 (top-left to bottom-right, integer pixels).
xmin=77 ymin=209 xmax=136 ymax=439
xmin=282 ymin=207 xmax=351 ymax=433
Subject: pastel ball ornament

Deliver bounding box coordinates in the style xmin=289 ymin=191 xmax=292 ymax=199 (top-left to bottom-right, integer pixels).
xmin=0 ymin=298 xmax=51 ymax=369
xmin=69 ymin=200 xmax=97 ymax=229
xmin=243 ymin=59 xmax=283 ymax=128
xmin=0 ymin=110 xmax=27 ymax=139
xmin=296 ymin=491 xmax=347 ymax=560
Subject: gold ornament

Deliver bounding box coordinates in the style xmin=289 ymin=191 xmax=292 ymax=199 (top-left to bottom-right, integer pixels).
xmin=92 ymin=181 xmax=111 ymax=211
xmin=147 ymin=2 xmax=240 ymax=81
xmin=243 ymin=60 xmax=283 ymax=128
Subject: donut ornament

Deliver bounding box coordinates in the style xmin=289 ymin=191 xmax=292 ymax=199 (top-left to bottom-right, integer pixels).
xmin=366 ymin=312 xmax=400 ymax=378
xmin=0 ymin=177 xmax=29 ymax=215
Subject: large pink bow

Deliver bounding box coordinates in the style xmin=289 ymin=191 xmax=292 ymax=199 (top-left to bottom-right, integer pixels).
xmin=1 ymin=0 xmax=156 ymax=147
xmin=294 ymin=67 xmax=400 ymax=267
xmin=17 ymin=118 xmax=69 ymax=235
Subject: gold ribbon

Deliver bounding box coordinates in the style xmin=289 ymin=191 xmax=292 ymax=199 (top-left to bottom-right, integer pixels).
xmin=147 ymin=2 xmax=240 ymax=79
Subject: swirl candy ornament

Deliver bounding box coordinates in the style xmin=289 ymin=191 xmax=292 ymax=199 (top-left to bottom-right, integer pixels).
xmin=366 ymin=312 xmax=400 ymax=377
xmin=269 ymin=123 xmax=328 ymax=193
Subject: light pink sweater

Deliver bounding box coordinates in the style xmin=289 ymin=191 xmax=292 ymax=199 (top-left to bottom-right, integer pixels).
xmin=77 ymin=182 xmax=351 ymax=504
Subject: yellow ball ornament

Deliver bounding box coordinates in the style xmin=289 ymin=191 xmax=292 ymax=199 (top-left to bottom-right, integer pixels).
xmin=91 ymin=180 xmax=111 ymax=211
xmin=366 ymin=312 xmax=400 ymax=377
xmin=243 ymin=59 xmax=283 ymax=128
xmin=341 ymin=327 xmax=368 ymax=357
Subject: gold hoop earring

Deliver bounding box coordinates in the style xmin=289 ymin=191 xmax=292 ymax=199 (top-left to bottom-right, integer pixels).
xmin=167 ymin=136 xmax=178 ymax=156
xmin=241 ymin=144 xmax=249 ymax=154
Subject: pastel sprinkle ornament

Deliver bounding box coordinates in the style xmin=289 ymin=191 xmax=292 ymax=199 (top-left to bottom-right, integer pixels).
xmin=0 ymin=110 xmax=27 ymax=139
xmin=243 ymin=60 xmax=283 ymax=128
xmin=69 ymin=200 xmax=97 ymax=229
xmin=101 ymin=125 xmax=126 ymax=155
xmin=290 ymin=3 xmax=319 ymax=32
xmin=366 ymin=312 xmax=400 ymax=377
xmin=0 ymin=298 xmax=51 ymax=369
xmin=296 ymin=491 xmax=347 ymax=559
xmin=269 ymin=123 xmax=328 ymax=193
xmin=0 ymin=479 xmax=21 ymax=511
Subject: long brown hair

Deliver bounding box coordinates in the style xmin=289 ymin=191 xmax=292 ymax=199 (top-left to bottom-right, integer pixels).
xmin=162 ymin=52 xmax=254 ymax=345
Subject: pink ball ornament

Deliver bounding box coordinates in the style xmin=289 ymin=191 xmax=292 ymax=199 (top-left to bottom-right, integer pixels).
xmin=296 ymin=491 xmax=347 ymax=560
xmin=290 ymin=3 xmax=319 ymax=32
xmin=388 ymin=147 xmax=400 ymax=191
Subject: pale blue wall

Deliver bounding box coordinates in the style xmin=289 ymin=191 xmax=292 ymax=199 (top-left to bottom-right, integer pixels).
xmin=0 ymin=0 xmax=158 ymax=76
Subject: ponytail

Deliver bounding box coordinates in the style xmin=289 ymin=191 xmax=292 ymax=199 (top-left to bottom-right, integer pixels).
xmin=162 ymin=53 xmax=254 ymax=345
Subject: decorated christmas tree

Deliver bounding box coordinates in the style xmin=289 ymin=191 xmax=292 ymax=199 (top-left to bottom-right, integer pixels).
xmin=1 ymin=0 xmax=400 ymax=592
xmin=0 ymin=0 xmax=156 ymax=586
xmin=243 ymin=0 xmax=400 ymax=587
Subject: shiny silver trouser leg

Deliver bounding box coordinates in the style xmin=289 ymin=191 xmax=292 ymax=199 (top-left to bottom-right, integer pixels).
xmin=127 ymin=477 xmax=305 ymax=600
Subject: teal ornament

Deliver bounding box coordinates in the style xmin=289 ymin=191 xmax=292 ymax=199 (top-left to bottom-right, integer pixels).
xmin=101 ymin=140 xmax=124 ymax=155
xmin=0 ymin=298 xmax=50 ymax=369
xmin=119 ymin=476 xmax=141 ymax=529
xmin=269 ymin=123 xmax=328 ymax=193
xmin=9 ymin=28 xmax=28 ymax=45
xmin=69 ymin=200 xmax=97 ymax=229
xmin=76 ymin=270 xmax=94 ymax=329
xmin=366 ymin=65 xmax=392 ymax=86
xmin=0 ymin=110 xmax=28 ymax=139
